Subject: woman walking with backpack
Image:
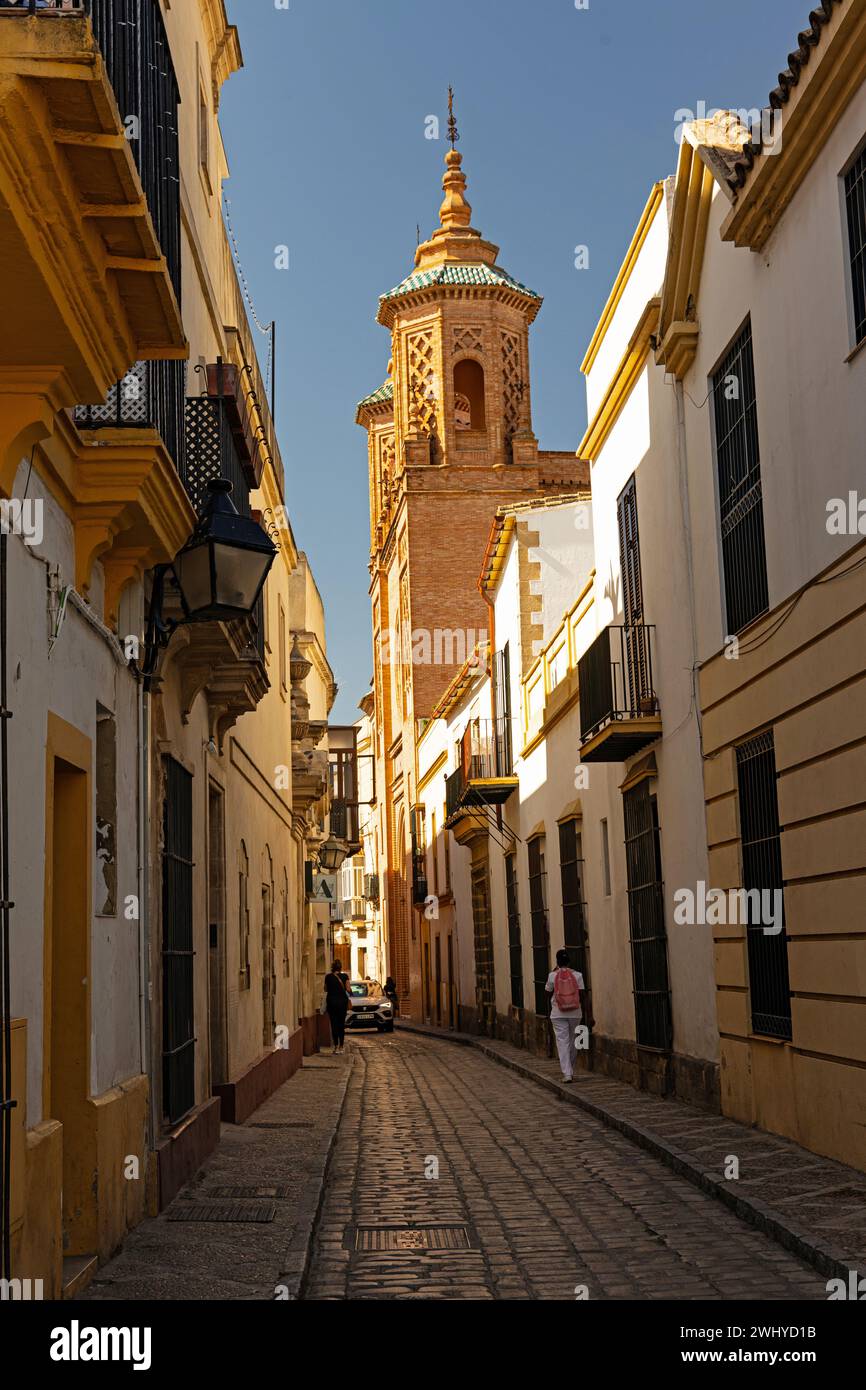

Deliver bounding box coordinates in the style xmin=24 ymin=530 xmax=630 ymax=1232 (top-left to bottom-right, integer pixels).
xmin=546 ymin=948 xmax=586 ymax=1083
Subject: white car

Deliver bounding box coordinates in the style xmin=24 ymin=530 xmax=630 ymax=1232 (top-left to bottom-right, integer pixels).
xmin=345 ymin=980 xmax=394 ymax=1033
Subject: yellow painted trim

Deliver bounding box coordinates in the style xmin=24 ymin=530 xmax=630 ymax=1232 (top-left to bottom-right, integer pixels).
xmin=0 ymin=14 xmax=187 ymax=392
xmin=42 ymin=713 xmax=92 ymax=1124
xmin=577 ymin=298 xmax=660 ymax=461
xmin=33 ymin=413 xmax=196 ymax=624
xmin=655 ymin=137 xmax=714 ymax=380
xmin=581 ymin=182 xmax=665 ymax=375
xmin=521 ymin=683 xmax=580 ymax=759
xmin=417 ymin=748 xmax=448 ymax=793
xmin=722 ymin=1 xmax=866 ymax=252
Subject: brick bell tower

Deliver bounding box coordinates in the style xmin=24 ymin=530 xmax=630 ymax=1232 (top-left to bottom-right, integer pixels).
xmin=357 ymin=94 xmax=585 ymax=1015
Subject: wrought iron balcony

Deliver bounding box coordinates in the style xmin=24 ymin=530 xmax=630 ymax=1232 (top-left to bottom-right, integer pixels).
xmin=445 ymin=716 xmax=517 ymax=821
xmin=364 ymin=873 xmax=380 ymax=906
xmin=329 ymin=798 xmax=360 ymax=852
xmin=578 ymin=623 xmax=661 ymax=762
xmin=3 ymin=0 xmax=183 ymax=298
xmin=74 ymin=360 xmax=186 ymax=470
xmin=0 ymin=0 xmax=185 ymax=397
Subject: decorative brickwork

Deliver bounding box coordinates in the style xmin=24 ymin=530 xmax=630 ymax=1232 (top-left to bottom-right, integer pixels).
xmin=357 ymin=144 xmax=587 ymax=1021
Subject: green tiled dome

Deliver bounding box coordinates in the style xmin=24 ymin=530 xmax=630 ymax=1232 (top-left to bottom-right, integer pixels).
xmin=380 ymin=263 xmax=540 ymax=304
xmin=357 ymin=381 xmax=394 ymax=410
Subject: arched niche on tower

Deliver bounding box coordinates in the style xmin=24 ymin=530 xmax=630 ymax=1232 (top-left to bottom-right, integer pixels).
xmin=453 ymin=358 xmax=486 ymax=432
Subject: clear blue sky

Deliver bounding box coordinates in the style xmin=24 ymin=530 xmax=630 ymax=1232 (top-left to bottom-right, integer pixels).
xmin=221 ymin=0 xmax=808 ymax=723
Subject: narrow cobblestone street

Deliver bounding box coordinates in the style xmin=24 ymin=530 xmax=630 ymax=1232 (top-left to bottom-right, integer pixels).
xmin=306 ymin=1034 xmax=824 ymax=1301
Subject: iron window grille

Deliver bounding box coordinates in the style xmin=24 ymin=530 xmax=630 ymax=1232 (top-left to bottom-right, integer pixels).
xmin=161 ymin=757 xmax=195 ymax=1126
xmin=491 ymin=645 xmax=513 ymax=775
xmin=623 ymin=781 xmax=672 ymax=1051
xmin=736 ymin=730 xmax=792 ymax=1039
xmin=845 ymin=143 xmax=866 ymax=346
xmin=617 ymin=475 xmax=650 ymax=710
xmin=470 ymin=861 xmax=495 ymax=1031
xmin=527 ymin=837 xmax=550 ymax=1017
xmin=504 ymin=853 xmax=524 ymax=1009
xmin=410 ymin=807 xmax=427 ymax=905
xmin=558 ymin=819 xmax=590 ymax=1003
xmin=711 ymin=321 xmax=769 ymax=634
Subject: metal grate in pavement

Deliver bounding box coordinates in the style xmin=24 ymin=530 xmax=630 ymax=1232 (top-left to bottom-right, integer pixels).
xmin=205 ymin=1186 xmax=294 ymax=1200
xmin=247 ymin=1121 xmax=315 ymax=1130
xmin=168 ymin=1203 xmax=276 ymax=1223
xmin=355 ymin=1226 xmax=471 ymax=1251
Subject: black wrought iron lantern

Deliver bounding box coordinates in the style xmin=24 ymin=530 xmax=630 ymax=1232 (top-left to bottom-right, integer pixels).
xmin=174 ymin=479 xmax=276 ymax=622
xmin=318 ymin=838 xmax=349 ymax=872
xmin=139 ymin=478 xmax=277 ymax=689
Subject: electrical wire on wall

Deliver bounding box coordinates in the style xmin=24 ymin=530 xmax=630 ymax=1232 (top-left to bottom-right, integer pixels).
xmin=223 ymin=195 xmax=277 ymax=424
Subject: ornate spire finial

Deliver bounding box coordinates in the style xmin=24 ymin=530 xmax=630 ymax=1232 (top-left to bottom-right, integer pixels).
xmin=438 ymin=89 xmax=471 ymax=232
xmin=447 ymin=86 xmax=459 ymax=150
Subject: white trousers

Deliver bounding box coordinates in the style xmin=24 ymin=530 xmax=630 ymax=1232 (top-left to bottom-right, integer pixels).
xmin=551 ymin=1015 xmax=580 ymax=1080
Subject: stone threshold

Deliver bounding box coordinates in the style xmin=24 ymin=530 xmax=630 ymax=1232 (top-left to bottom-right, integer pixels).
xmin=397 ymin=1021 xmax=865 ymax=1283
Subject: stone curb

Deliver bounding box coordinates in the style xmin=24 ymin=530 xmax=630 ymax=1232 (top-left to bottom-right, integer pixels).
xmin=275 ymin=1051 xmax=355 ymax=1300
xmin=397 ymin=1020 xmax=857 ymax=1285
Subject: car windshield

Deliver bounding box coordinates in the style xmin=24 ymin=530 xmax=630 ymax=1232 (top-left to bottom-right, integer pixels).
xmin=349 ymin=983 xmax=370 ymax=997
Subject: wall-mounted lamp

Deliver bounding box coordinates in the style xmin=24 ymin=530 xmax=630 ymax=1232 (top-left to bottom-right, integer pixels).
xmin=139 ymin=478 xmax=277 ymax=692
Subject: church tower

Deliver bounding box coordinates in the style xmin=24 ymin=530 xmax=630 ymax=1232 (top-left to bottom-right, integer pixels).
xmin=357 ymin=97 xmax=584 ymax=1012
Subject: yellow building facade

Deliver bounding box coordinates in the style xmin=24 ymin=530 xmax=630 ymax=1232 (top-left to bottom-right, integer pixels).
xmin=0 ymin=0 xmax=332 ymax=1298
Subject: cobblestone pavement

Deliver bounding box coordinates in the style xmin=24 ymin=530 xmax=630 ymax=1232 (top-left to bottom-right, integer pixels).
xmin=305 ymin=1033 xmax=825 ymax=1301
xmin=81 ymin=1053 xmax=352 ymax=1302
xmin=401 ymin=1022 xmax=866 ymax=1274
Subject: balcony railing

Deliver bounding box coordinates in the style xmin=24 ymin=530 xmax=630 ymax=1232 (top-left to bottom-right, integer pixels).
xmin=446 ymin=717 xmax=516 ymax=819
xmin=578 ymin=623 xmax=661 ymax=761
xmin=445 ymin=766 xmax=464 ymax=821
xmin=4 ymin=0 xmax=183 ymax=296
xmin=364 ymin=873 xmax=380 ymax=906
xmin=184 ymin=391 xmax=253 ymax=519
xmin=74 ymin=359 xmax=186 ymax=471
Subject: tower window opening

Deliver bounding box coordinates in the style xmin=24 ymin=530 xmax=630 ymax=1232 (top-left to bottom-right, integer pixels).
xmin=453 ymin=358 xmax=486 ymax=431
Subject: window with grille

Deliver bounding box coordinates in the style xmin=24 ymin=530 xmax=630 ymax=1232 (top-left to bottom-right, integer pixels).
xmin=622 ymin=782 xmax=671 ymax=1051
xmin=736 ymin=731 xmax=792 ymax=1039
xmin=617 ymin=475 xmax=650 ymax=710
xmin=238 ymin=842 xmax=250 ymax=991
xmin=558 ymin=820 xmax=589 ymax=998
xmin=845 ymin=143 xmax=866 ymax=346
xmin=527 ymin=837 xmax=550 ymax=1017
xmin=504 ymin=854 xmax=524 ymax=1009
xmin=711 ymin=321 xmax=769 ymax=634
xmin=162 ymin=758 xmax=195 ymax=1126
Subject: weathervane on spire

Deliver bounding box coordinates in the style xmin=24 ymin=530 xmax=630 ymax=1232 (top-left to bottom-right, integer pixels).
xmin=447 ymin=86 xmax=460 ymax=149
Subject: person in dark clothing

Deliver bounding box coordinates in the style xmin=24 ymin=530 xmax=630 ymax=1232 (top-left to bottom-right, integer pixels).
xmin=384 ymin=976 xmax=399 ymax=1016
xmin=324 ymin=958 xmax=351 ymax=1054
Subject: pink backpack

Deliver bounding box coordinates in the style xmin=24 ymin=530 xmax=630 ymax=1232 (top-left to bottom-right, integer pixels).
xmin=554 ymin=968 xmax=581 ymax=1011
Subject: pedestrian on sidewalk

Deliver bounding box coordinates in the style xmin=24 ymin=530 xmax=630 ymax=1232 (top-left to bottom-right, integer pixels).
xmin=546 ymin=949 xmax=585 ymax=1084
xmin=384 ymin=976 xmax=399 ymax=1016
xmin=323 ymin=959 xmax=351 ymax=1054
